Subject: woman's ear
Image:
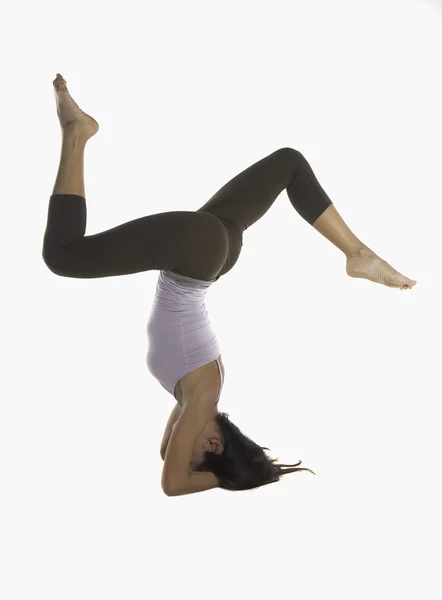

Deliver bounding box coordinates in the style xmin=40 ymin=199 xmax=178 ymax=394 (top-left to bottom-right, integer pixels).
xmin=204 ymin=438 xmax=224 ymax=454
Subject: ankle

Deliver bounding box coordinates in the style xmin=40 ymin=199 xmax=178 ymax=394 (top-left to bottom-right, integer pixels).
xmin=62 ymin=123 xmax=90 ymax=147
xmin=345 ymin=245 xmax=372 ymax=258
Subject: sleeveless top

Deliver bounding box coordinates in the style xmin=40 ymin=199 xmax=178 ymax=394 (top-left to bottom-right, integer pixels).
xmin=146 ymin=270 xmax=224 ymax=403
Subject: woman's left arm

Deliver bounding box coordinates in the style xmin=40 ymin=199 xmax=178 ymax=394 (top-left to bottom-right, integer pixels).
xmin=161 ymin=395 xmax=220 ymax=496
xmin=160 ymin=403 xmax=182 ymax=460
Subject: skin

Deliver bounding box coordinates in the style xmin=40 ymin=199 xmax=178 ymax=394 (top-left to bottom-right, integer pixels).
xmin=179 ymin=362 xmax=225 ymax=469
xmin=161 ymin=393 xmax=222 ymax=495
xmin=176 ymin=358 xmax=225 ymax=469
xmin=51 ymin=73 xmax=417 ymax=495
xmin=188 ymin=408 xmax=224 ymax=470
xmin=161 ymin=405 xmax=223 ymax=469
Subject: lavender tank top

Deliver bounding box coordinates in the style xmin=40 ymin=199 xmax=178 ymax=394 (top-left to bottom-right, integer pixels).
xmin=146 ymin=270 xmax=224 ymax=402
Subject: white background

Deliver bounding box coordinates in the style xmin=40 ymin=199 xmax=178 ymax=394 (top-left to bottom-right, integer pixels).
xmin=1 ymin=0 xmax=441 ymax=598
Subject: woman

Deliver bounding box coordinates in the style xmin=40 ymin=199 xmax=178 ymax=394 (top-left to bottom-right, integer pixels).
xmin=43 ymin=74 xmax=417 ymax=497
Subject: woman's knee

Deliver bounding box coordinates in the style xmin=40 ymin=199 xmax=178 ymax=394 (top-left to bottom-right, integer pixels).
xmin=275 ymin=147 xmax=304 ymax=162
xmin=42 ymin=247 xmax=68 ymax=276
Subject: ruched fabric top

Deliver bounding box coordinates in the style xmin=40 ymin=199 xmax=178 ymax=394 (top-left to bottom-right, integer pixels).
xmin=146 ymin=270 xmax=224 ymax=402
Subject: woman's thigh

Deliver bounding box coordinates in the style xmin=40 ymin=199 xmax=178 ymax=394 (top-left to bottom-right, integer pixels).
xmin=196 ymin=148 xmax=296 ymax=233
xmin=44 ymin=194 xmax=230 ymax=281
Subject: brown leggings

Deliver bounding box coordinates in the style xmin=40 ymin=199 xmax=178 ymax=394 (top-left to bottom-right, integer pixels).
xmin=42 ymin=147 xmax=333 ymax=282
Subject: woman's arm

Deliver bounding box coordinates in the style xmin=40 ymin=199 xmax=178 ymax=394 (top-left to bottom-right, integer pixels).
xmin=161 ymin=395 xmax=220 ymax=496
xmin=160 ymin=403 xmax=182 ymax=460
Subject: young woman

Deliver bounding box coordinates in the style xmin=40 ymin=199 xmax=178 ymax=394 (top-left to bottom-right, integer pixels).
xmin=43 ymin=74 xmax=417 ymax=497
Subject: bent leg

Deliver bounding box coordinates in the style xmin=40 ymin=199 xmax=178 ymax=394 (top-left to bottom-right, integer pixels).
xmin=43 ymin=127 xmax=228 ymax=281
xmin=43 ymin=196 xmax=229 ymax=280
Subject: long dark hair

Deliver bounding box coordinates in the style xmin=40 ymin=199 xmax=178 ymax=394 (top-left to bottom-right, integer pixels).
xmin=194 ymin=412 xmax=315 ymax=491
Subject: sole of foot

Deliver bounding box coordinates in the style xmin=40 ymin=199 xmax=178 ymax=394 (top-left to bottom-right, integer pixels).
xmin=53 ymin=73 xmax=99 ymax=140
xmin=346 ymin=249 xmax=417 ymax=290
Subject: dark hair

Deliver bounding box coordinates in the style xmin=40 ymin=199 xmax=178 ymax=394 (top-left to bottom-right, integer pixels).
xmin=195 ymin=412 xmax=315 ymax=491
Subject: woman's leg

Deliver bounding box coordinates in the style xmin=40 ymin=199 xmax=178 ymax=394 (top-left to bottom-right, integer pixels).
xmin=198 ymin=148 xmax=416 ymax=289
xmin=43 ymin=75 xmax=228 ymax=281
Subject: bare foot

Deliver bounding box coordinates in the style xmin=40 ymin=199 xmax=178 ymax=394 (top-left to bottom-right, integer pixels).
xmin=53 ymin=73 xmax=99 ymax=140
xmin=346 ymin=249 xmax=417 ymax=290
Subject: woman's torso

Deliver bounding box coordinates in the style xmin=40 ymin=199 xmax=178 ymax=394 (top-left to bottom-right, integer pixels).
xmin=146 ymin=269 xmax=225 ymax=402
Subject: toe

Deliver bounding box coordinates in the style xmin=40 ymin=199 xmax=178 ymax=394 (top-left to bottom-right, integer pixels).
xmin=53 ymin=74 xmax=67 ymax=88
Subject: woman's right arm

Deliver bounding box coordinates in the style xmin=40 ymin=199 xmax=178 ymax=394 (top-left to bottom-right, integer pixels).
xmin=160 ymin=403 xmax=182 ymax=460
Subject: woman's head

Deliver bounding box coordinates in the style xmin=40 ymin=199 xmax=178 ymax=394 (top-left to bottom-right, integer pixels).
xmin=193 ymin=411 xmax=315 ymax=491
